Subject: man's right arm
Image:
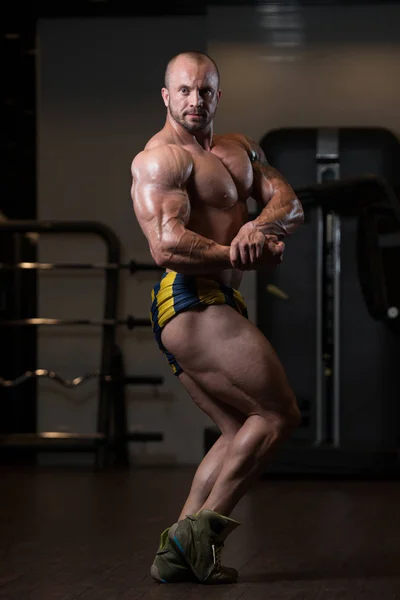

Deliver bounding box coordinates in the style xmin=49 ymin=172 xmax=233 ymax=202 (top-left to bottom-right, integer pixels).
xmin=131 ymin=145 xmax=231 ymax=274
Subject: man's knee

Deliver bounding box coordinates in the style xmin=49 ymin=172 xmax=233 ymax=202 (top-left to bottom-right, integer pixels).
xmin=283 ymin=391 xmax=301 ymax=431
xmin=250 ymin=388 xmax=300 ymax=447
xmin=270 ymin=390 xmax=301 ymax=435
xmin=219 ymin=422 xmax=242 ymax=442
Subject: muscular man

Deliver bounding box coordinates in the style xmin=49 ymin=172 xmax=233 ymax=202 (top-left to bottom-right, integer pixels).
xmin=131 ymin=51 xmax=304 ymax=585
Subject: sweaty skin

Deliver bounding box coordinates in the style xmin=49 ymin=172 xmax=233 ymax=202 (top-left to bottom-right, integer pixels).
xmin=131 ymin=54 xmax=304 ymax=547
xmin=131 ymin=55 xmax=303 ymax=289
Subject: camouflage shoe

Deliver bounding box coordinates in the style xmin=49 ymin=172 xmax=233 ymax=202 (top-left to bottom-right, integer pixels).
xmin=151 ymin=524 xmax=238 ymax=584
xmin=168 ymin=509 xmax=241 ymax=584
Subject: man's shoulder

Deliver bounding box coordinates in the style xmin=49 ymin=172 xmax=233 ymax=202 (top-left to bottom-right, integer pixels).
xmin=131 ymin=141 xmax=193 ymax=186
xmin=131 ymin=139 xmax=192 ymax=173
xmin=215 ymin=133 xmax=262 ymax=163
xmin=144 ymin=129 xmax=173 ymax=151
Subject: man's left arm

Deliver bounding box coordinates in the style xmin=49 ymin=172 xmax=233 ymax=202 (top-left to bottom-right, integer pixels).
xmin=227 ymin=134 xmax=304 ymax=268
xmin=246 ymin=138 xmax=304 ymax=239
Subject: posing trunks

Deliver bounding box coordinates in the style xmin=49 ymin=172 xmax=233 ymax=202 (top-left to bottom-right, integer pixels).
xmin=150 ymin=271 xmax=248 ymax=376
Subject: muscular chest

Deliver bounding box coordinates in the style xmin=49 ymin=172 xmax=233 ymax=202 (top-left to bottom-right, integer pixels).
xmin=187 ymin=141 xmax=253 ymax=210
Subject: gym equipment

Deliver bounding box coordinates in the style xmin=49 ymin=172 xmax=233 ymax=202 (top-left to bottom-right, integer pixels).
xmin=0 ymin=220 xmax=164 ymax=468
xmin=260 ymin=127 xmax=400 ymax=475
xmin=0 ymin=369 xmax=163 ymax=388
xmin=0 ymin=260 xmax=161 ymax=272
xmin=0 ymin=316 xmax=153 ymax=328
xmin=296 ymin=174 xmax=400 ymax=335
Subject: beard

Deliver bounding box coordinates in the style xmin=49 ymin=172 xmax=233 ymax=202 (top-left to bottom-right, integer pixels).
xmin=169 ymin=105 xmax=212 ymax=133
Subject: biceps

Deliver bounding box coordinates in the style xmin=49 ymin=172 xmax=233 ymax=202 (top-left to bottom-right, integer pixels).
xmin=251 ymin=163 xmax=275 ymax=207
xmin=252 ymin=163 xmax=294 ymax=207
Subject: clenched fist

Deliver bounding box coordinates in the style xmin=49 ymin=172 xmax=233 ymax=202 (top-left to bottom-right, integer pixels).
xmin=230 ymin=222 xmax=285 ymax=270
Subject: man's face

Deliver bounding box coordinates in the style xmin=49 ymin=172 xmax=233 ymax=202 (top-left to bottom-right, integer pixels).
xmin=162 ymin=58 xmax=221 ymax=133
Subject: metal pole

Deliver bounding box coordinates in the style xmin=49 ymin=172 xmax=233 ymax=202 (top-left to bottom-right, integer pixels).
xmin=316 ymin=128 xmax=341 ymax=446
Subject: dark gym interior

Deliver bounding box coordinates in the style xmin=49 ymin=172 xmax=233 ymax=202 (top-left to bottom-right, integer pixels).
xmin=1 ymin=1 xmax=400 ymax=598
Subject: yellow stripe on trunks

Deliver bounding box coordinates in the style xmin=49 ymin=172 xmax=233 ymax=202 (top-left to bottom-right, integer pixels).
xmin=197 ymin=277 xmax=226 ymax=306
xmin=156 ymin=272 xmax=179 ymax=329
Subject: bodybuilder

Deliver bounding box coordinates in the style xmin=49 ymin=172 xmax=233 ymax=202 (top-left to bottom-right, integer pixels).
xmin=131 ymin=51 xmax=304 ymax=585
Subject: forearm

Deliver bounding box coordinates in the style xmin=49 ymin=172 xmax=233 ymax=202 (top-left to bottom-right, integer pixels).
xmin=154 ymin=228 xmax=231 ymax=274
xmin=253 ymin=195 xmax=304 ymax=239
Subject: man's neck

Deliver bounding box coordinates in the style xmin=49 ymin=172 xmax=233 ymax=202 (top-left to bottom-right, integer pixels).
xmin=165 ymin=115 xmax=213 ymax=151
xmin=194 ymin=128 xmax=213 ymax=151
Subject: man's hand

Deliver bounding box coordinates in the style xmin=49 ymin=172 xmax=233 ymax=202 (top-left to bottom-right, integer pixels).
xmin=230 ymin=223 xmax=285 ymax=270
xmin=230 ymin=222 xmax=265 ymax=268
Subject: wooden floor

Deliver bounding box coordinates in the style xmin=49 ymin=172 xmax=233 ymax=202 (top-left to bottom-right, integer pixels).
xmin=1 ymin=466 xmax=400 ymax=600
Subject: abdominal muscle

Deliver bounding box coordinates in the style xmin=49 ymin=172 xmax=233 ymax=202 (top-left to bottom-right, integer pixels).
xmin=165 ymin=202 xmax=248 ymax=291
xmin=194 ymin=197 xmax=249 ymax=290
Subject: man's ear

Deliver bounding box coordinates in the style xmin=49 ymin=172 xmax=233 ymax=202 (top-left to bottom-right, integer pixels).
xmin=161 ymin=87 xmax=169 ymax=107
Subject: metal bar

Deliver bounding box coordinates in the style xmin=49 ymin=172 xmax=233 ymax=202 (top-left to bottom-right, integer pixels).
xmin=0 ymin=432 xmax=164 ymax=448
xmin=0 ymin=432 xmax=106 ymax=440
xmin=126 ymin=432 xmax=163 ymax=442
xmin=316 ymin=128 xmax=340 ymax=446
xmin=0 ymin=220 xmax=121 ymax=249
xmin=123 ymin=376 xmax=164 ymax=386
xmin=99 ymin=220 xmax=120 ymax=469
xmin=0 ymin=261 xmax=162 ymax=271
xmin=0 ymin=371 xmax=163 ymax=388
xmin=297 ymin=175 xmax=370 ymax=201
xmin=296 ymin=175 xmax=400 ymax=221
xmin=0 ymin=433 xmax=107 ymax=452
xmin=315 ymin=206 xmax=324 ymax=445
xmin=0 ymin=369 xmax=100 ymax=388
xmin=0 ymin=317 xmax=152 ymax=327
xmin=333 ymin=213 xmax=341 ymax=447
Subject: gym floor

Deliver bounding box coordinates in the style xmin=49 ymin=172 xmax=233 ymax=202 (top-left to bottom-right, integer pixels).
xmin=1 ymin=466 xmax=399 ymax=600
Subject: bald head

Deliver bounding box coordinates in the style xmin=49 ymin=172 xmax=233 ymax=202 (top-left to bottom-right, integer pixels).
xmin=161 ymin=50 xmax=221 ymax=134
xmin=164 ymin=51 xmax=220 ymax=90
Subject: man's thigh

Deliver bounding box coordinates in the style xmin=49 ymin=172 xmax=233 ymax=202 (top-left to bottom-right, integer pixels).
xmin=161 ymin=304 xmax=295 ymax=417
xmin=178 ymin=372 xmax=246 ymax=437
